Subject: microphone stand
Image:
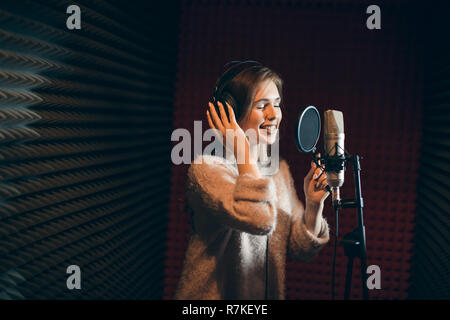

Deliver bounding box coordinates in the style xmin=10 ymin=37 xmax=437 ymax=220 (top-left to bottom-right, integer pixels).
xmin=336 ymin=154 xmax=368 ymax=300
xmin=319 ymin=149 xmax=368 ymax=300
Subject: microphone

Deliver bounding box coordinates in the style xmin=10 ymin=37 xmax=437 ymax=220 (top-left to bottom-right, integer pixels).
xmin=323 ymin=110 xmax=345 ymax=208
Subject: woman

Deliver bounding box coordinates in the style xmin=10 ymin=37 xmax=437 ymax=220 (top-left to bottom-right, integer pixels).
xmin=175 ymin=62 xmax=330 ymax=299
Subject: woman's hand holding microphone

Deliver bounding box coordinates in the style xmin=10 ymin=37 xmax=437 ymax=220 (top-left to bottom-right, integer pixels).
xmin=304 ymin=156 xmax=329 ymax=205
xmin=303 ymin=155 xmax=330 ymax=235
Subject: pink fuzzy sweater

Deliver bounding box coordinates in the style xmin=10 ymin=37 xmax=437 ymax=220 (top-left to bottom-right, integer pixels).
xmin=175 ymin=154 xmax=330 ymax=300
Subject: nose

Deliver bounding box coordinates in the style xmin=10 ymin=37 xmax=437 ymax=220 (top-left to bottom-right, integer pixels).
xmin=265 ymin=104 xmax=277 ymax=120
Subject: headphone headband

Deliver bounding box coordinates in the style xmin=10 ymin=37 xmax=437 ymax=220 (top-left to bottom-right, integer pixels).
xmin=212 ymin=60 xmax=262 ymax=102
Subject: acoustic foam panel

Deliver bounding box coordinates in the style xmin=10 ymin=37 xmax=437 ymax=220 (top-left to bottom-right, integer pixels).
xmin=0 ymin=0 xmax=178 ymax=299
xmin=165 ymin=0 xmax=422 ymax=299
xmin=409 ymin=2 xmax=450 ymax=299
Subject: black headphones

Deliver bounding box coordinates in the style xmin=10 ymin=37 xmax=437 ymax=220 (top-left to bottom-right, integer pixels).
xmin=210 ymin=60 xmax=262 ymax=121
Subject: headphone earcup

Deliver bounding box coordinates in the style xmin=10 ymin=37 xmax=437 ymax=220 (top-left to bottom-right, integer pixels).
xmin=217 ymin=91 xmax=238 ymax=121
xmin=211 ymin=60 xmax=261 ymax=123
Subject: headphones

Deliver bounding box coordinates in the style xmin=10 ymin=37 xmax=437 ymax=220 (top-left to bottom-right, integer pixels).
xmin=210 ymin=60 xmax=262 ymax=121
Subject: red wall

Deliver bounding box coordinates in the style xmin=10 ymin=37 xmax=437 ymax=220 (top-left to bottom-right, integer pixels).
xmin=165 ymin=0 xmax=423 ymax=299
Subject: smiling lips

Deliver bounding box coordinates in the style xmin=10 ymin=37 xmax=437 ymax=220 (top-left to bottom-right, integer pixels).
xmin=260 ymin=124 xmax=277 ymax=134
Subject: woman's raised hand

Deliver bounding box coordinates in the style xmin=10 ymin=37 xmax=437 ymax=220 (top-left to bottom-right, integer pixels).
xmin=207 ymin=101 xmax=254 ymax=164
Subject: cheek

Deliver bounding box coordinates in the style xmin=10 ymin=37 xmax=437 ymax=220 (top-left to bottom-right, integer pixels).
xmin=256 ymin=114 xmax=266 ymax=126
xmin=247 ymin=111 xmax=264 ymax=128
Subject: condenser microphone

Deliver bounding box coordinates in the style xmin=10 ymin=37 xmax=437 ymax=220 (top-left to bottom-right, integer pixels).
xmin=323 ymin=110 xmax=345 ymax=208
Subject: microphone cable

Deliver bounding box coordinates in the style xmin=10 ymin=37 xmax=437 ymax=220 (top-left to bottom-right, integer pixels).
xmin=331 ymin=205 xmax=338 ymax=300
xmin=265 ymin=235 xmax=269 ymax=300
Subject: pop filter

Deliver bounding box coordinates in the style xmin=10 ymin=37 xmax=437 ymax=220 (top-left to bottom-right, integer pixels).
xmin=295 ymin=106 xmax=321 ymax=153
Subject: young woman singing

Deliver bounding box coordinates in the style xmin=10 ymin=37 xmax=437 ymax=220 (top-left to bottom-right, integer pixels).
xmin=176 ymin=62 xmax=330 ymax=300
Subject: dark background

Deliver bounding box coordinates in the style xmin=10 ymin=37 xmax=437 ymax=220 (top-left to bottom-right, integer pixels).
xmin=0 ymin=0 xmax=448 ymax=300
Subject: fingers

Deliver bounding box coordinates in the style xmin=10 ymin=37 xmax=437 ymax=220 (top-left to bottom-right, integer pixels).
xmin=208 ymin=102 xmax=225 ymax=132
xmin=314 ymin=168 xmax=326 ymax=181
xmin=320 ymin=179 xmax=328 ymax=190
xmin=206 ymin=109 xmax=215 ymax=129
xmin=316 ymin=153 xmax=326 ymax=171
xmin=308 ymin=163 xmax=327 ymax=189
xmin=306 ymin=162 xmax=322 ymax=182
xmin=315 ymin=172 xmax=327 ymax=189
xmin=217 ymin=101 xmax=230 ymax=125
xmin=225 ymin=102 xmax=237 ymax=125
xmin=206 ymin=109 xmax=222 ymax=140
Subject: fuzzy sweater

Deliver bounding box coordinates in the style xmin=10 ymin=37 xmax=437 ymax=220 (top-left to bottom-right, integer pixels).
xmin=175 ymin=154 xmax=330 ymax=300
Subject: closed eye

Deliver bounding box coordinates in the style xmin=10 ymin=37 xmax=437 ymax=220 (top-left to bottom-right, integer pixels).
xmin=257 ymin=104 xmax=281 ymax=110
xmin=254 ymin=97 xmax=281 ymax=109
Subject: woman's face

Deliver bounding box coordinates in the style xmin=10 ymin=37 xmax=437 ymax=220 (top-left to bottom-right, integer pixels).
xmin=239 ymin=79 xmax=282 ymax=145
